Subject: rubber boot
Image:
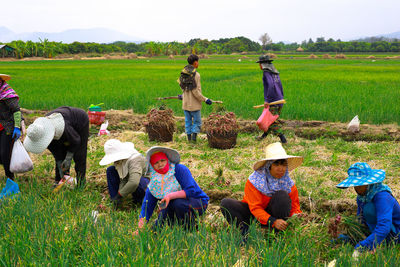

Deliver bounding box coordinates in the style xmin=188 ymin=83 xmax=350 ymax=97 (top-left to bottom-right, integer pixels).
xmin=192 ymin=133 xmax=197 ymax=143
xmin=256 ymin=132 xmax=268 ymax=141
xmin=187 ymin=134 xmax=192 ymax=142
xmin=278 ymin=133 xmax=287 ymax=144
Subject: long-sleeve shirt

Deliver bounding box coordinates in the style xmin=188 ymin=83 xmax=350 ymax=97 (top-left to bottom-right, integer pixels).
xmin=46 ymin=107 xmax=89 ymax=153
xmin=181 ymin=72 xmax=208 ymax=111
xmin=242 ymin=180 xmax=301 ymax=226
xmin=139 ymin=163 xmax=209 ymax=220
xmin=116 ymin=153 xmax=149 ymax=197
xmin=262 ymin=71 xmax=284 ymax=106
xmin=356 ymin=191 xmax=400 ymax=250
xmin=0 ymin=97 xmax=20 ymax=135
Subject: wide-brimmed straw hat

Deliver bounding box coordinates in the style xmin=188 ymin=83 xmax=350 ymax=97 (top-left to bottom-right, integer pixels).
xmin=24 ymin=117 xmax=56 ymax=154
xmin=253 ymin=142 xmax=303 ymax=171
xmin=0 ymin=74 xmax=11 ymax=81
xmin=99 ymin=139 xmax=139 ymax=166
xmin=256 ymin=55 xmax=274 ymax=63
xmin=336 ymin=162 xmax=386 ymax=189
xmin=145 ymin=146 xmax=180 ymax=167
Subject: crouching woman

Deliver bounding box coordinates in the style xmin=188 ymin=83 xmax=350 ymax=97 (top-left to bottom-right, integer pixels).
xmin=336 ymin=162 xmax=400 ymax=252
xmin=221 ymin=142 xmax=303 ymax=236
xmin=135 ymin=146 xmax=209 ymax=233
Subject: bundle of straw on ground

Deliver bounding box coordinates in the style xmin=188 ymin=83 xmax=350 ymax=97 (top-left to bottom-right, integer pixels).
xmin=128 ymin=53 xmax=138 ymax=59
xmin=323 ymin=54 xmax=332 ymax=59
xmin=335 ymin=54 xmax=347 ymax=59
xmin=309 ymin=54 xmax=319 ymax=59
xmin=367 ymin=55 xmax=376 ymax=59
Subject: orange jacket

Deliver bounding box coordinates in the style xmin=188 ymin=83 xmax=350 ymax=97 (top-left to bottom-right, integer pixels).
xmin=242 ymin=180 xmax=302 ymax=226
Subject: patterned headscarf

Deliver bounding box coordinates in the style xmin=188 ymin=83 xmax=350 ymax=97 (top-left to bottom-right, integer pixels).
xmin=248 ymin=160 xmax=294 ymax=197
xmin=147 ymin=163 xmax=182 ymax=199
xmin=0 ymin=81 xmax=19 ymax=100
xmin=357 ymin=182 xmax=392 ymax=203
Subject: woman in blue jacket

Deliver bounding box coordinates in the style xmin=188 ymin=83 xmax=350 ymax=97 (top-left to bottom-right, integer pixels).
xmin=134 ymin=146 xmax=209 ymax=233
xmin=336 ymin=162 xmax=400 ymax=251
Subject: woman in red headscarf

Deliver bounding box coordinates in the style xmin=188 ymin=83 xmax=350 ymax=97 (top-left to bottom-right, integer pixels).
xmin=134 ymin=146 xmax=209 ymax=233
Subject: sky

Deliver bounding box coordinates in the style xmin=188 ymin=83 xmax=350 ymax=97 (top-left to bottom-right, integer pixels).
xmin=3 ymin=0 xmax=400 ymax=43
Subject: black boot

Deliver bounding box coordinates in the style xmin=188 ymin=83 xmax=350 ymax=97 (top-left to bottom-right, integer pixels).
xmin=187 ymin=134 xmax=192 ymax=142
xmin=192 ymin=133 xmax=197 ymax=143
xmin=278 ymin=133 xmax=287 ymax=144
xmin=256 ymin=132 xmax=268 ymax=141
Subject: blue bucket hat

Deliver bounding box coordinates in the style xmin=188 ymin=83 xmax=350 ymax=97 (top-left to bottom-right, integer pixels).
xmin=336 ymin=162 xmax=385 ymax=189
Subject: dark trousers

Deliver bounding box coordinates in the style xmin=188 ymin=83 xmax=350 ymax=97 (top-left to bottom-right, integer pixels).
xmin=106 ymin=166 xmax=150 ymax=205
xmin=155 ymin=198 xmax=208 ymax=229
xmin=0 ymin=131 xmax=14 ymax=179
xmin=221 ymin=190 xmax=291 ymax=235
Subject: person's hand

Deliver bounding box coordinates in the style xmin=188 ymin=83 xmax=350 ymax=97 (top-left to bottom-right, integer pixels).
xmin=273 ymin=219 xmax=288 ymax=231
xmin=205 ymin=99 xmax=212 ymax=105
xmin=178 ymin=94 xmax=183 ymax=100
xmin=159 ymin=195 xmax=171 ymax=210
xmin=12 ymin=127 xmax=21 ymax=140
xmin=264 ymin=102 xmax=269 ymax=109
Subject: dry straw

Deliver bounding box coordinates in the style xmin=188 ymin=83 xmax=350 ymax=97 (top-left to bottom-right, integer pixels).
xmin=308 ymin=54 xmax=318 ymax=59
xmin=323 ymin=54 xmax=332 ymax=59
xmin=367 ymin=55 xmax=375 ymax=59
xmin=335 ymin=54 xmax=346 ymax=59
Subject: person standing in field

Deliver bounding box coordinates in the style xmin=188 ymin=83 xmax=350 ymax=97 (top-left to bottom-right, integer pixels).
xmin=24 ymin=106 xmax=89 ymax=188
xmin=0 ymin=74 xmax=22 ymax=180
xmin=99 ymin=139 xmax=150 ymax=208
xmin=178 ymin=54 xmax=213 ymax=143
xmin=256 ymin=55 xmax=287 ymax=143
xmin=220 ymin=142 xmax=303 ymax=239
xmin=336 ymin=162 xmax=400 ymax=252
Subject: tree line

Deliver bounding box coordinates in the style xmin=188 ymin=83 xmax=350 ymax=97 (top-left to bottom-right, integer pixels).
xmin=1 ymin=35 xmax=400 ymax=59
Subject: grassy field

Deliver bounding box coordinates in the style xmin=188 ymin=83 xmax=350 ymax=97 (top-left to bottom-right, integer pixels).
xmin=1 ymin=131 xmax=400 ymax=265
xmin=0 ymin=56 xmax=399 ymax=124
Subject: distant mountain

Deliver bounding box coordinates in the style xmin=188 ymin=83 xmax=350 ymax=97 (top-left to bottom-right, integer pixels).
xmin=0 ymin=27 xmax=145 ymax=43
xmin=377 ymin=31 xmax=400 ymax=39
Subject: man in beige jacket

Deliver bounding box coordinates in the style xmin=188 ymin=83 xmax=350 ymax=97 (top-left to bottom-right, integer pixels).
xmin=178 ymin=54 xmax=212 ymax=143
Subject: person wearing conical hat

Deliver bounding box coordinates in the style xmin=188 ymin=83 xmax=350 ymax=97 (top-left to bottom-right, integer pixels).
xmin=0 ymin=74 xmax=22 ymax=180
xmin=255 ymin=55 xmax=287 ymax=143
xmin=99 ymin=139 xmax=150 ymax=208
xmin=24 ymin=106 xmax=89 ymax=188
xmin=134 ymin=146 xmax=209 ymax=234
xmin=221 ymin=142 xmax=303 ymax=237
xmin=336 ymin=163 xmax=400 ymax=252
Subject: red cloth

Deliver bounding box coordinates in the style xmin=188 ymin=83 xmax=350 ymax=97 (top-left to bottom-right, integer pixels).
xmin=150 ymin=152 xmax=169 ymax=174
xmin=242 ymin=180 xmax=301 ymax=225
xmin=0 ymin=123 xmax=3 ymax=131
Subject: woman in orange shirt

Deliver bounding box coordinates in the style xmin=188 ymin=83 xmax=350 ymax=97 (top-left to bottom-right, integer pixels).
xmin=221 ymin=142 xmax=303 ymax=237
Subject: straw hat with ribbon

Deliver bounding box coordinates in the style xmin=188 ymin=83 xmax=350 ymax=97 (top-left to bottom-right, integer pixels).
xmin=0 ymin=74 xmax=11 ymax=81
xmin=145 ymin=146 xmax=180 ymax=167
xmin=336 ymin=162 xmax=386 ymax=189
xmin=253 ymin=142 xmax=303 ymax=171
xmin=24 ymin=115 xmax=65 ymax=154
xmin=99 ymin=139 xmax=139 ymax=166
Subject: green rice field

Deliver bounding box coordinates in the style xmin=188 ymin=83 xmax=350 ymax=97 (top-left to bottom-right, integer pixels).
xmin=1 ymin=56 xmax=399 ymax=124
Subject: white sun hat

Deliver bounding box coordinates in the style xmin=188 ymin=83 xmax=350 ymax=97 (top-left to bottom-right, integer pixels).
xmin=253 ymin=142 xmax=303 ymax=171
xmin=24 ymin=117 xmax=56 ymax=154
xmin=0 ymin=74 xmax=11 ymax=81
xmin=145 ymin=146 xmax=180 ymax=166
xmin=99 ymin=139 xmax=139 ymax=166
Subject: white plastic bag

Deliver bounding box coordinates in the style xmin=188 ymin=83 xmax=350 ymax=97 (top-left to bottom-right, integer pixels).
xmin=347 ymin=115 xmax=360 ymax=133
xmin=10 ymin=139 xmax=34 ymax=173
xmin=98 ymin=120 xmax=110 ymax=136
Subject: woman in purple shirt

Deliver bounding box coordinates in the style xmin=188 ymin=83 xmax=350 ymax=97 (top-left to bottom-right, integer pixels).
xmin=256 ymin=55 xmax=287 ymax=143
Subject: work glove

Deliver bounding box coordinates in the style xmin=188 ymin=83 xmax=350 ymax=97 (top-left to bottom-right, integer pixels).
xmin=178 ymin=94 xmax=183 ymax=100
xmin=12 ymin=127 xmax=21 ymax=140
xmin=205 ymin=99 xmax=212 ymax=105
xmin=61 ymin=151 xmax=74 ymax=173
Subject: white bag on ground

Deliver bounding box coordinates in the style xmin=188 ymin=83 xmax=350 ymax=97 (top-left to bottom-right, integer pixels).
xmin=347 ymin=115 xmax=360 ymax=133
xmin=10 ymin=139 xmax=34 ymax=173
xmin=98 ymin=120 xmax=110 ymax=136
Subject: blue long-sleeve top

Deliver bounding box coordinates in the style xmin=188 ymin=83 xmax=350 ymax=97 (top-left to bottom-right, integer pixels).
xmin=356 ymin=191 xmax=400 ymax=250
xmin=262 ymin=71 xmax=284 ymax=106
xmin=139 ymin=163 xmax=209 ymax=221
